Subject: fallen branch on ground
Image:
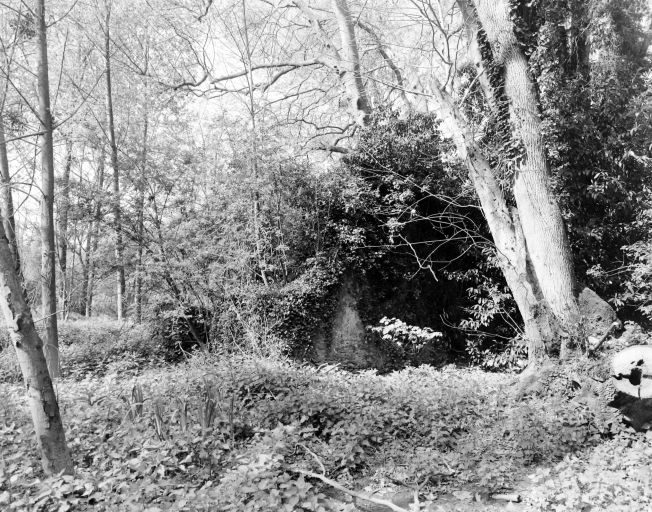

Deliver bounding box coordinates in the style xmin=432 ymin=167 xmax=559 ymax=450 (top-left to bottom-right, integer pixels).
xmin=292 ymin=469 xmax=413 ymax=512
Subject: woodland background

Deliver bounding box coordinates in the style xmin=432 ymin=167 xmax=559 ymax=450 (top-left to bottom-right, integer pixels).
xmin=0 ymin=0 xmax=652 ymax=511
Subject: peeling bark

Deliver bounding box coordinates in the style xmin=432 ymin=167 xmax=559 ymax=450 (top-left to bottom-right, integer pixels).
xmin=0 ymin=180 xmax=73 ymax=476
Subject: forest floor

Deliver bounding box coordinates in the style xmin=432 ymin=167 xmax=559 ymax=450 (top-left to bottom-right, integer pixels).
xmin=1 ymin=321 xmax=651 ymax=511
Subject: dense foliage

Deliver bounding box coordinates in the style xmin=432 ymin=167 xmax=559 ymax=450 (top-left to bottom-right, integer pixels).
xmin=1 ymin=340 xmax=640 ymax=511
xmin=519 ymin=0 xmax=652 ymax=314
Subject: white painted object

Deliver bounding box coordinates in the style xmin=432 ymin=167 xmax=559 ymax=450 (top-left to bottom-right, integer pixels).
xmin=612 ymin=345 xmax=652 ymax=398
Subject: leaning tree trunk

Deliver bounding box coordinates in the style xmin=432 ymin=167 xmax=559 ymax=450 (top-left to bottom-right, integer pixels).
xmin=331 ymin=0 xmax=372 ymax=126
xmin=103 ymin=6 xmax=126 ymax=321
xmin=0 ymin=227 xmax=73 ymax=474
xmin=430 ymin=75 xmax=558 ymax=364
xmin=473 ymin=0 xmax=581 ymax=357
xmin=0 ymin=217 xmax=73 ymax=475
xmin=0 ymin=113 xmax=20 ymax=275
xmin=57 ymin=138 xmax=72 ymax=319
xmin=36 ymin=0 xmax=59 ymax=378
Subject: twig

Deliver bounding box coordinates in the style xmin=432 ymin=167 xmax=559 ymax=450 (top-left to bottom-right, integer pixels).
xmin=299 ymin=443 xmax=325 ymax=475
xmin=292 ymin=469 xmax=411 ymax=512
xmin=588 ymin=320 xmax=622 ymax=355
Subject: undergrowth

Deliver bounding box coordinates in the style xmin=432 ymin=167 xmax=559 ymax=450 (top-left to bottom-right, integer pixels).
xmin=0 ymin=319 xmax=175 ymax=383
xmin=1 ymin=351 xmax=644 ymax=511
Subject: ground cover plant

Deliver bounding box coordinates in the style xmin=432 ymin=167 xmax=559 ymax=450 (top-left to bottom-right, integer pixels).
xmin=2 ymin=332 xmax=649 ymax=512
xmin=0 ymin=320 xmax=168 ymax=383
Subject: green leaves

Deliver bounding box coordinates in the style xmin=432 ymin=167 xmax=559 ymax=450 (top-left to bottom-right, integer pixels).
xmin=1 ymin=352 xmax=642 ymax=511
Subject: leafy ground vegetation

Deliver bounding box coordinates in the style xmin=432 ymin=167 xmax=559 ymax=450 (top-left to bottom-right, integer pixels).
xmin=1 ymin=321 xmax=649 ymax=511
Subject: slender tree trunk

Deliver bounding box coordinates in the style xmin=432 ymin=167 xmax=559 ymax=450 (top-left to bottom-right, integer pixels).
xmin=241 ymin=0 xmax=269 ymax=287
xmin=85 ymin=148 xmax=105 ymax=318
xmin=36 ymin=0 xmax=59 ymax=378
xmin=103 ymin=5 xmax=126 ymax=320
xmin=473 ymin=0 xmax=581 ymax=356
xmin=331 ymin=0 xmax=372 ymax=126
xmin=80 ymin=228 xmax=91 ymax=315
xmin=0 ymin=216 xmax=73 ymax=474
xmin=134 ymin=115 xmax=147 ymax=323
xmin=68 ymin=223 xmax=76 ymax=315
xmin=57 ymin=138 xmax=72 ymax=320
xmin=0 ymin=114 xmax=20 ymax=275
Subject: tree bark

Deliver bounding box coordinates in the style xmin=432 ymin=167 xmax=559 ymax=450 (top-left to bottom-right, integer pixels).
xmin=103 ymin=4 xmax=126 ymax=321
xmin=473 ymin=0 xmax=581 ymax=352
xmin=36 ymin=0 xmax=59 ymax=378
xmin=57 ymin=138 xmax=72 ymax=320
xmin=430 ymin=75 xmax=556 ymax=364
xmin=0 ymin=216 xmax=73 ymax=475
xmin=0 ymin=113 xmax=20 ymax=276
xmin=331 ymin=0 xmax=372 ymax=126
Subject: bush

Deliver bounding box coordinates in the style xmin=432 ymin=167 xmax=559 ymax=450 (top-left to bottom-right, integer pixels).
xmin=151 ymin=303 xmax=211 ymax=360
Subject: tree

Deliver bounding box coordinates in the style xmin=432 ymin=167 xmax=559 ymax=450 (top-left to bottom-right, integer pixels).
xmin=0 ymin=0 xmax=74 ymax=475
xmin=0 ymin=213 xmax=73 ymax=474
xmin=57 ymin=138 xmax=73 ymax=319
xmin=0 ymin=114 xmax=20 ymax=276
xmin=330 ymin=0 xmax=372 ymax=126
xmin=102 ymin=0 xmax=126 ymax=320
xmin=36 ymin=0 xmax=60 ymax=377
xmin=83 ymin=146 xmax=105 ymax=317
xmin=472 ymin=0 xmax=581 ymax=358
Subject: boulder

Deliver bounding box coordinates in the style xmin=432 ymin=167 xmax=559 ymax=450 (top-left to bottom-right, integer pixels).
xmin=578 ymin=287 xmax=619 ymax=338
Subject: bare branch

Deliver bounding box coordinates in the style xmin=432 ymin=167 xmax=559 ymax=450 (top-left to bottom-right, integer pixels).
xmin=292 ymin=469 xmax=412 ymax=512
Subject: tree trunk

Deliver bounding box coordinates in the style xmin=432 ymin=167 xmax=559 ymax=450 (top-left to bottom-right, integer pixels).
xmin=430 ymin=75 xmax=556 ymax=364
xmin=241 ymin=0 xmax=269 ymax=287
xmin=331 ymin=0 xmax=372 ymax=126
xmin=0 ymin=216 xmax=73 ymax=475
xmin=36 ymin=0 xmax=59 ymax=378
xmin=473 ymin=0 xmax=581 ymax=354
xmin=57 ymin=138 xmax=72 ymax=320
xmin=134 ymin=115 xmax=147 ymax=323
xmin=85 ymin=148 xmax=105 ymax=318
xmin=0 ymin=113 xmax=20 ymax=275
xmin=80 ymin=227 xmax=91 ymax=315
xmin=104 ymin=5 xmax=126 ymax=321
